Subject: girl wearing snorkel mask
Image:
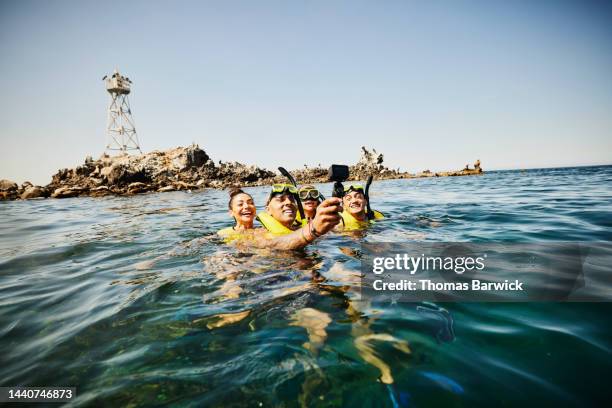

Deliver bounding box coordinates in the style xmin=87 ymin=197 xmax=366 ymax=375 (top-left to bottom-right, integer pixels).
xmin=297 ymin=185 xmax=323 ymax=222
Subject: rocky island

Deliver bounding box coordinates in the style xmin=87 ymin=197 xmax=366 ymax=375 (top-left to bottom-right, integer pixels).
xmin=0 ymin=146 xmax=483 ymax=200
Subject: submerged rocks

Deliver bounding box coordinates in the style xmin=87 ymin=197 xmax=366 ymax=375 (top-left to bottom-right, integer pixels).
xmin=2 ymin=144 xmax=483 ymax=201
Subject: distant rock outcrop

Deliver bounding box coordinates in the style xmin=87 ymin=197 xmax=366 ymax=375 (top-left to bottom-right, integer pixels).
xmin=1 ymin=145 xmax=483 ymax=200
xmin=39 ymin=144 xmax=276 ymax=198
xmin=0 ymin=179 xmax=18 ymax=191
xmin=0 ymin=179 xmax=19 ymax=200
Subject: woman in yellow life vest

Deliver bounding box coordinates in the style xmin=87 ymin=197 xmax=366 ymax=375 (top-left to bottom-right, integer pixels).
xmin=340 ymin=184 xmax=384 ymax=231
xmin=217 ymin=188 xmax=257 ymax=241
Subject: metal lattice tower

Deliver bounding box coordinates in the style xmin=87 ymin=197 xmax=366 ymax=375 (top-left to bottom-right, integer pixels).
xmin=103 ymin=69 xmax=142 ymax=153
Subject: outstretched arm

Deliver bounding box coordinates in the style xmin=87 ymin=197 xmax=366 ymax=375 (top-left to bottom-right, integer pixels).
xmin=245 ymin=198 xmax=343 ymax=250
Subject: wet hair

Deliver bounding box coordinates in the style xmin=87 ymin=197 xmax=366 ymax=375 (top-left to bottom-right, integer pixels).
xmin=228 ymin=188 xmax=252 ymax=209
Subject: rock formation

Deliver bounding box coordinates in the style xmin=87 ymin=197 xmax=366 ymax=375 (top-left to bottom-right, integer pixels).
xmin=0 ymin=179 xmax=19 ymax=200
xmin=1 ymin=145 xmax=483 ymax=200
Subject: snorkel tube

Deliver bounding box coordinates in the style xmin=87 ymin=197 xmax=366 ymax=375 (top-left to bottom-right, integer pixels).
xmin=278 ymin=167 xmax=306 ymax=221
xmin=278 ymin=166 xmax=326 ymax=201
xmin=365 ymin=174 xmax=374 ymax=220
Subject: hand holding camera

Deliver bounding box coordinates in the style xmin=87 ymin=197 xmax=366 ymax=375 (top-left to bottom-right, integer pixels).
xmin=312 ymin=197 xmax=343 ymax=235
xmin=329 ymin=164 xmax=349 ymax=198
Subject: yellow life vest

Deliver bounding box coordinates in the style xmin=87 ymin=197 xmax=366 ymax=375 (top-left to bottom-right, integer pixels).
xmin=256 ymin=212 xmax=296 ymax=235
xmin=217 ymin=226 xmax=244 ymax=243
xmin=340 ymin=210 xmax=385 ymax=231
xmin=295 ymin=211 xmax=311 ymax=227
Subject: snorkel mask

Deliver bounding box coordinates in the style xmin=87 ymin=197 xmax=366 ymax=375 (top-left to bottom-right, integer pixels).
xmin=298 ymin=187 xmax=322 ymax=201
xmin=344 ymin=184 xmax=365 ymax=195
xmin=268 ymin=184 xmax=298 ymax=201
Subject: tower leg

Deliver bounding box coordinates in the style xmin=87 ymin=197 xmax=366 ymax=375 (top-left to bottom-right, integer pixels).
xmin=106 ymin=92 xmax=141 ymax=154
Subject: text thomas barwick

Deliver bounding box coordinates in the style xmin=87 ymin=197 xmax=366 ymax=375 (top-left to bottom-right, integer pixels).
xmin=372 ymin=279 xmax=524 ymax=291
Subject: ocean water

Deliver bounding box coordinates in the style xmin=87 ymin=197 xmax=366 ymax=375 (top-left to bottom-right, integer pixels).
xmin=1 ymin=166 xmax=611 ymax=407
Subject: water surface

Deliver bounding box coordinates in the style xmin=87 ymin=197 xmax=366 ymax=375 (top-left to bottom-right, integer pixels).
xmin=1 ymin=166 xmax=611 ymax=407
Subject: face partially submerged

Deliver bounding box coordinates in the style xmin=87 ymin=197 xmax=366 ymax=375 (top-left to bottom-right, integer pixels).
xmin=343 ymin=190 xmax=366 ymax=219
xmin=229 ymin=193 xmax=256 ymax=227
xmin=266 ymin=193 xmax=297 ymax=228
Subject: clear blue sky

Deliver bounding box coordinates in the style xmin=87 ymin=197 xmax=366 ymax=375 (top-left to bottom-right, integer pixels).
xmin=1 ymin=0 xmax=611 ymax=185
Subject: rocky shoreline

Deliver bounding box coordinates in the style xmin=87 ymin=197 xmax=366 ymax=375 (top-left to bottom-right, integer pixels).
xmin=0 ymin=145 xmax=482 ymax=200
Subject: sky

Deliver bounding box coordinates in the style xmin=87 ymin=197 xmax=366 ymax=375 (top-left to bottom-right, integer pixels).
xmin=1 ymin=0 xmax=611 ymax=185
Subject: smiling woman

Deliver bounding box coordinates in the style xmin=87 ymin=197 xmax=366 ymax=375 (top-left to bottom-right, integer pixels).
xmin=217 ymin=188 xmax=256 ymax=240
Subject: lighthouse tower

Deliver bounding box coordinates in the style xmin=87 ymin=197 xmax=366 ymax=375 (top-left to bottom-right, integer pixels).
xmin=103 ymin=69 xmax=141 ymax=153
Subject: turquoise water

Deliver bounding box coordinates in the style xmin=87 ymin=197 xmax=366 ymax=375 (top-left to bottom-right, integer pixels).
xmin=1 ymin=166 xmax=611 ymax=407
